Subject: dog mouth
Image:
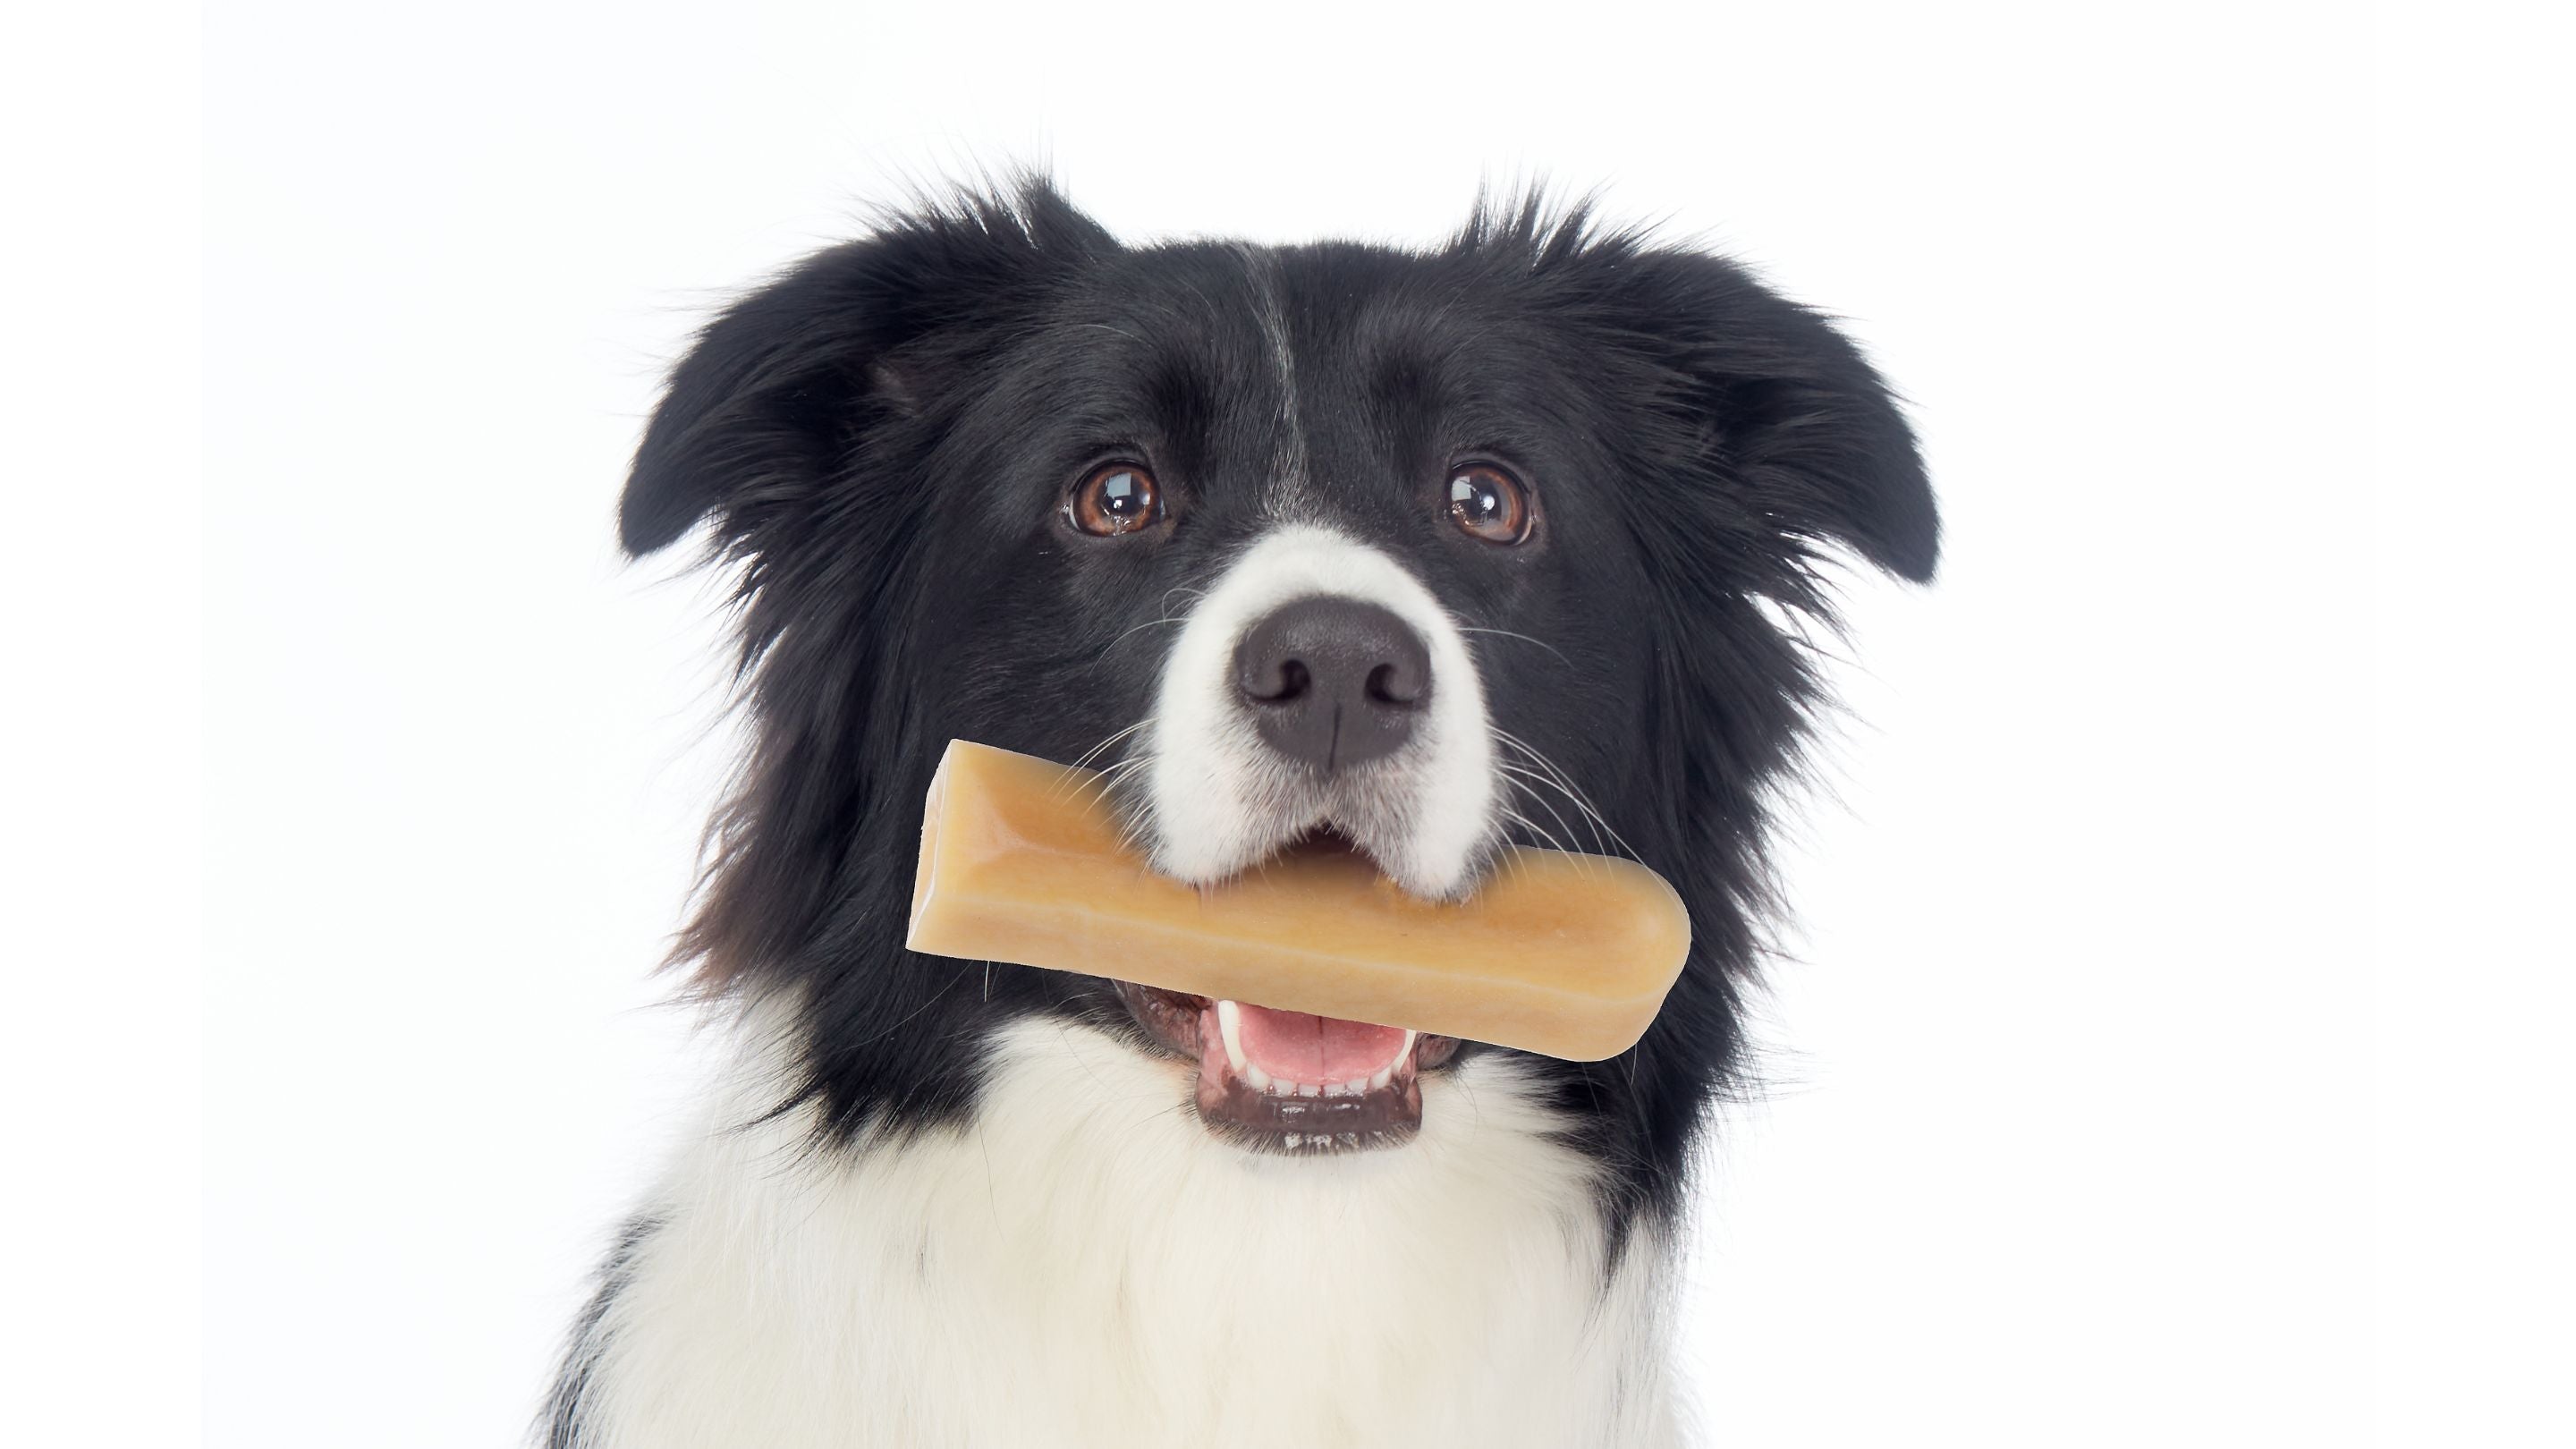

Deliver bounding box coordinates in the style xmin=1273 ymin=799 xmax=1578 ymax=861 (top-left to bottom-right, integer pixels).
xmin=1114 ymin=979 xmax=1464 ymax=1152
xmin=1108 ymin=823 xmax=1464 ymax=1152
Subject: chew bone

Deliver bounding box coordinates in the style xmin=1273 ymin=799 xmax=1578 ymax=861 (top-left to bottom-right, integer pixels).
xmin=905 ymin=741 xmax=1690 ymax=1062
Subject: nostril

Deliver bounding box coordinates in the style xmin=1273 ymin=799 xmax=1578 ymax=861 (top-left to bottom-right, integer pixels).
xmin=1365 ymin=661 xmax=1425 ymax=708
xmin=1243 ymin=657 xmax=1310 ymax=706
xmin=1229 ymin=596 xmax=1436 ymax=773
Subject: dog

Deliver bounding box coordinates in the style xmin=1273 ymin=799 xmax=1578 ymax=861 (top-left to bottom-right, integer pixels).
xmin=545 ymin=176 xmax=1936 ymax=1448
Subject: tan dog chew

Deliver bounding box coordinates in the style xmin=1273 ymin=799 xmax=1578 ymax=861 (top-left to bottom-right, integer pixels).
xmin=906 ymin=740 xmax=1690 ymax=1062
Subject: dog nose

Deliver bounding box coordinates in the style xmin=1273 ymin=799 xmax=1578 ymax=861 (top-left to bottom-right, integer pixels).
xmin=1232 ymin=597 xmax=1433 ymax=772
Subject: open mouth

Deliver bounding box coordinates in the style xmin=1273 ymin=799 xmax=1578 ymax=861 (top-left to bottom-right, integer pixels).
xmin=1111 ymin=824 xmax=1469 ymax=1152
xmin=1114 ymin=979 xmax=1464 ymax=1152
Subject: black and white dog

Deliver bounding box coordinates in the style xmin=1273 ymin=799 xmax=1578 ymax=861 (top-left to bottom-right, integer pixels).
xmin=547 ymin=178 xmax=1936 ymax=1448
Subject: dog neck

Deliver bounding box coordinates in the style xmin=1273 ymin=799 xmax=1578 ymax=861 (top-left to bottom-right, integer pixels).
xmin=555 ymin=1006 xmax=1688 ymax=1448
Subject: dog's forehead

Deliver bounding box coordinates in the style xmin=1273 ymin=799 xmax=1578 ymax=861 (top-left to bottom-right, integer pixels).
xmin=1072 ymin=241 xmax=1511 ymax=380
xmin=1041 ymin=242 xmax=1565 ymax=512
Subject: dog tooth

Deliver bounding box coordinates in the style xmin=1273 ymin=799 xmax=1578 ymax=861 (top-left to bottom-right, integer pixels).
xmin=1243 ymin=1060 xmax=1271 ymax=1091
xmin=1368 ymin=1064 xmax=1392 ymax=1091
xmin=1399 ymin=1029 xmax=1416 ymax=1059
xmin=1297 ymin=1080 xmax=1319 ymax=1098
xmin=1216 ymin=999 xmax=1247 ymax=1074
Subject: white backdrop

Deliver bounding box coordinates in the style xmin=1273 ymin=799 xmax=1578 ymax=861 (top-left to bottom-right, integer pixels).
xmin=12 ymin=2 xmax=2569 ymax=1445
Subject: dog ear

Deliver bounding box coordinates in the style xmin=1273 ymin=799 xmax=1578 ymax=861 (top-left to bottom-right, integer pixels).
xmin=619 ymin=181 xmax=1115 ymax=557
xmin=1601 ymin=247 xmax=1939 ymax=583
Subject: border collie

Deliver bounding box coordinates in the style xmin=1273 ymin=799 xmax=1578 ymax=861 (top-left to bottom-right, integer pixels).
xmin=546 ymin=177 xmax=1936 ymax=1448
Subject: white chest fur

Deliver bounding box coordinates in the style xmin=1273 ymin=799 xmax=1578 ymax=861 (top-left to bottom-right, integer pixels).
xmin=566 ymin=1010 xmax=1684 ymax=1448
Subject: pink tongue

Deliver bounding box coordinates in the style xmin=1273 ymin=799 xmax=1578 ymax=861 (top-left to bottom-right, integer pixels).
xmin=1234 ymin=1003 xmax=1410 ymax=1082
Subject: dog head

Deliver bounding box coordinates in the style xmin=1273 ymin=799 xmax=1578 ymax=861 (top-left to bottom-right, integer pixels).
xmin=622 ymin=178 xmax=1933 ymax=1219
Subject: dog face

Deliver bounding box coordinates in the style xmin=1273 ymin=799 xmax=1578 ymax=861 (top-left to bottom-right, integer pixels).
xmin=621 ymin=182 xmax=1933 ymax=1216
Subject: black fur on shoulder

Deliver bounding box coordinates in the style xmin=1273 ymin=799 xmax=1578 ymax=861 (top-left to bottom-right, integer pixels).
xmin=542 ymin=1213 xmax=659 ymax=1449
xmin=622 ymin=174 xmax=1934 ymax=1240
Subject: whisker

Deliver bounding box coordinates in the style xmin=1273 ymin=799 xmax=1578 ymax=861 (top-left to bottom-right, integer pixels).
xmin=1519 ymin=784 xmax=1612 ymax=884
xmin=1497 ymin=764 xmax=1610 ymax=860
xmin=1104 ymin=615 xmax=1188 ymax=651
xmin=1454 ymin=625 xmax=1572 ymax=667
xmin=1491 ymin=724 xmax=1601 ymax=809
xmin=1495 ymin=754 xmax=1613 ymax=853
xmin=1503 ymin=769 xmax=1593 ymax=863
xmin=1496 ymin=804 xmax=1572 ymax=860
xmin=1490 ymin=728 xmax=1640 ymax=861
xmin=1091 ymin=754 xmax=1160 ymax=856
xmin=1067 ymin=717 xmax=1154 ymax=773
xmin=1070 ymin=750 xmax=1154 ymax=820
xmin=1048 ymin=719 xmax=1155 ymax=809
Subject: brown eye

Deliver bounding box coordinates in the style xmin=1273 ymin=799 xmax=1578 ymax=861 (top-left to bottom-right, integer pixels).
xmin=1446 ymin=463 xmax=1533 ymax=545
xmin=1067 ymin=462 xmax=1164 ymax=537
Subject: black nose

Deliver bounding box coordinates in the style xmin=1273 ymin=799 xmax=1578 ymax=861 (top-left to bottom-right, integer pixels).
xmin=1232 ymin=597 xmax=1433 ymax=772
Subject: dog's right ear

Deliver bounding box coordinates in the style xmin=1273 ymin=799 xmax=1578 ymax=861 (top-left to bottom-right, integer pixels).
xmin=619 ymin=182 xmax=1115 ymax=557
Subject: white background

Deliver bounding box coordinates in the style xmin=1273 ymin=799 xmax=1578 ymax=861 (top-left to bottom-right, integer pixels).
xmin=5 ymin=2 xmax=2568 ymax=1445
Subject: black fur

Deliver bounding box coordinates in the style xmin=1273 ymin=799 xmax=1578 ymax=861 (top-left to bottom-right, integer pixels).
xmin=545 ymin=1214 xmax=659 ymax=1449
xmin=619 ymin=175 xmax=1934 ymax=1250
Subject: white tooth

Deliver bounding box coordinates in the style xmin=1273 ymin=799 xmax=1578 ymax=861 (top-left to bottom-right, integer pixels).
xmin=1297 ymin=1081 xmax=1320 ymax=1097
xmin=1244 ymin=1060 xmax=1271 ymax=1091
xmin=1368 ymin=1064 xmax=1393 ymax=1091
xmin=1399 ymin=1029 xmax=1417 ymax=1059
xmin=1216 ymin=1000 xmax=1247 ymax=1074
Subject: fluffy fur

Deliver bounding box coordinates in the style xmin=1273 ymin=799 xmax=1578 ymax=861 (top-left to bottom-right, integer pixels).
xmin=548 ymin=176 xmax=1936 ymax=1447
xmin=554 ymin=1006 xmax=1682 ymax=1448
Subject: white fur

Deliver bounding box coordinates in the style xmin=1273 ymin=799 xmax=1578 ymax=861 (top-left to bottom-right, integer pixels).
xmin=568 ymin=1004 xmax=1682 ymax=1448
xmin=1141 ymin=525 xmax=1502 ymax=898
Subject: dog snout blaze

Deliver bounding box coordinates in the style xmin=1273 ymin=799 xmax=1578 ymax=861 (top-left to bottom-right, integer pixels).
xmin=1232 ymin=597 xmax=1433 ymax=772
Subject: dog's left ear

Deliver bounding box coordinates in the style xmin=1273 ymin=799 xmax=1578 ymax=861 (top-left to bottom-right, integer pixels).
xmin=1606 ymin=249 xmax=1939 ymax=583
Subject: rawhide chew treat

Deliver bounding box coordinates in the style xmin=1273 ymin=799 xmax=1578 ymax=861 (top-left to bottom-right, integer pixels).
xmin=905 ymin=740 xmax=1690 ymax=1062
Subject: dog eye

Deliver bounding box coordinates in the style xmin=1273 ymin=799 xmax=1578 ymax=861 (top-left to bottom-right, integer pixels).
xmin=1446 ymin=464 xmax=1533 ymax=545
xmin=1067 ymin=462 xmax=1165 ymax=537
